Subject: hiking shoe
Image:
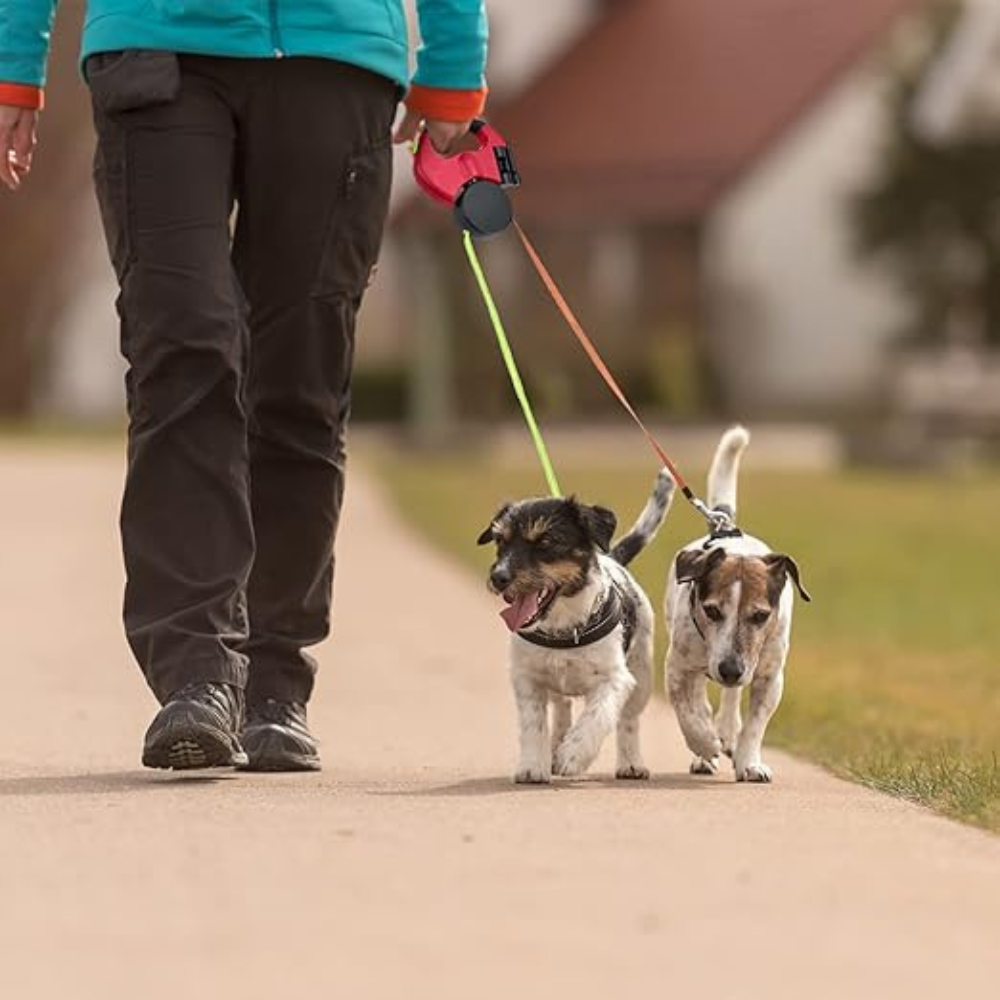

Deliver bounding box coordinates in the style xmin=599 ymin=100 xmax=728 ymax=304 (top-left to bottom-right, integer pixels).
xmin=239 ymin=700 xmax=321 ymax=772
xmin=142 ymin=682 xmax=247 ymax=770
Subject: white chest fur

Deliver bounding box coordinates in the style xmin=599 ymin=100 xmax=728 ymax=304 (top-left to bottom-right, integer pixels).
xmin=510 ymin=635 xmax=626 ymax=698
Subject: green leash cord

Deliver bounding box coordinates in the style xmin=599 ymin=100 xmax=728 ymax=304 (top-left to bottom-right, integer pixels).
xmin=461 ymin=229 xmax=562 ymax=498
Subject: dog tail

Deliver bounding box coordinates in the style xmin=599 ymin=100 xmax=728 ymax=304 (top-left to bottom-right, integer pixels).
xmin=706 ymin=425 xmax=750 ymax=519
xmin=611 ymin=468 xmax=675 ymax=566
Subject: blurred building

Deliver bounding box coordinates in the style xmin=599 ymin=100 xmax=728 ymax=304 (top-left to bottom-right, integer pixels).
xmin=25 ymin=0 xmax=981 ymax=433
xmin=389 ymin=0 xmax=926 ymax=438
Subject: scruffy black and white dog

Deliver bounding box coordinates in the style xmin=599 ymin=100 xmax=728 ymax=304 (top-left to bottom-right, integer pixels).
xmin=478 ymin=471 xmax=674 ymax=784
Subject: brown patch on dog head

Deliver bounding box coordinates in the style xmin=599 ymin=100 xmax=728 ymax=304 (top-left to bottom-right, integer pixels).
xmin=524 ymin=516 xmax=553 ymax=544
xmin=683 ymin=551 xmax=773 ymax=625
xmin=701 ymin=556 xmax=777 ymax=617
xmin=543 ymin=558 xmax=590 ymax=591
xmin=730 ymin=557 xmax=772 ymax=610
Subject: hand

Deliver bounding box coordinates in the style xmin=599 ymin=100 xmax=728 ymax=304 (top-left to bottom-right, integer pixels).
xmin=393 ymin=107 xmax=472 ymax=156
xmin=0 ymin=105 xmax=39 ymax=191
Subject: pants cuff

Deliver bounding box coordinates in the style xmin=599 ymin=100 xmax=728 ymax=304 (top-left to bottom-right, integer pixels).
xmin=148 ymin=653 xmax=249 ymax=706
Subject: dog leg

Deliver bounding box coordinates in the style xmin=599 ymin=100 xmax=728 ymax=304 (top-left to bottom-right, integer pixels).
xmin=512 ymin=676 xmax=551 ymax=784
xmin=616 ymin=645 xmax=652 ymax=780
xmin=554 ymin=673 xmax=634 ymax=777
xmin=550 ymin=696 xmax=572 ymax=761
xmin=615 ymin=711 xmax=649 ymax=780
xmin=716 ymin=686 xmax=742 ymax=760
xmin=667 ymin=660 xmax=722 ymax=773
xmin=733 ymin=670 xmax=784 ymax=783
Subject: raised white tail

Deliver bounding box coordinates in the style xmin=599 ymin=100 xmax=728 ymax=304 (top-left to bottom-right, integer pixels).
xmin=706 ymin=426 xmax=750 ymax=518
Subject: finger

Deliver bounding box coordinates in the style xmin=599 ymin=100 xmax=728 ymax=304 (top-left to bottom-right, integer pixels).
xmin=12 ymin=113 xmax=36 ymax=173
xmin=427 ymin=121 xmax=472 ymax=156
xmin=0 ymin=131 xmax=18 ymax=190
xmin=426 ymin=126 xmax=458 ymax=155
xmin=392 ymin=108 xmax=422 ymax=145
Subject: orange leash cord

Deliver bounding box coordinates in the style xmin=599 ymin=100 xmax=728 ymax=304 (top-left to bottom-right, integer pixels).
xmin=513 ymin=222 xmax=727 ymax=530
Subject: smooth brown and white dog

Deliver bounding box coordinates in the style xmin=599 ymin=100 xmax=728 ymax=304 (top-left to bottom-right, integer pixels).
xmin=664 ymin=427 xmax=810 ymax=782
xmin=479 ymin=471 xmax=674 ymax=784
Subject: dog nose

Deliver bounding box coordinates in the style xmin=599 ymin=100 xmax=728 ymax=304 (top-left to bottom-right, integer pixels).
xmin=490 ymin=566 xmax=512 ymax=591
xmin=718 ymin=659 xmax=743 ymax=686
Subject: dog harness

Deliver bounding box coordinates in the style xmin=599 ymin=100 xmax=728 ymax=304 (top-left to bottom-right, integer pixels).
xmin=517 ymin=580 xmax=635 ymax=652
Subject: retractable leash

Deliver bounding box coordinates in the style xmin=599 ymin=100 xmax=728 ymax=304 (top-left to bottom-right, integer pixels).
xmin=413 ymin=121 xmax=735 ymax=537
xmin=461 ymin=227 xmax=562 ymax=498
xmin=413 ymin=121 xmax=561 ymax=498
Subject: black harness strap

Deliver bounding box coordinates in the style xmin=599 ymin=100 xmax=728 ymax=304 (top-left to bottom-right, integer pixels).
xmin=702 ymin=518 xmax=743 ymax=550
xmin=688 ymin=585 xmax=708 ymax=643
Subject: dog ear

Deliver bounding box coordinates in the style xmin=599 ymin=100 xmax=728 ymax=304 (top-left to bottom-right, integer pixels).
xmin=675 ymin=549 xmax=702 ymax=584
xmin=675 ymin=546 xmax=725 ymax=585
xmin=477 ymin=503 xmax=511 ymax=546
xmin=578 ymin=503 xmax=617 ymax=552
xmin=762 ymin=553 xmax=812 ymax=603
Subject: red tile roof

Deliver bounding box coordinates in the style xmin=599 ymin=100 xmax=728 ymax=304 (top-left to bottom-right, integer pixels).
xmin=484 ymin=0 xmax=921 ymax=225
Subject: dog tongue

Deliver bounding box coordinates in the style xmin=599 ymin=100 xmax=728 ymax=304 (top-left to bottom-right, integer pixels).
xmin=500 ymin=592 xmax=542 ymax=632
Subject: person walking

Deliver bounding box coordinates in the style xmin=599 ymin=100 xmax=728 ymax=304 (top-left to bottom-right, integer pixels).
xmin=0 ymin=2 xmax=488 ymax=771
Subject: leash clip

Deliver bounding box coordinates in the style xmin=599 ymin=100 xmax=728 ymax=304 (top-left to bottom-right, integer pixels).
xmin=690 ymin=496 xmax=742 ymax=547
xmin=690 ymin=497 xmax=730 ymax=532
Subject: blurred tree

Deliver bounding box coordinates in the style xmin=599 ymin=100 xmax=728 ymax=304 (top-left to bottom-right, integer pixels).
xmin=854 ymin=1 xmax=1000 ymax=348
xmin=0 ymin=1 xmax=92 ymax=416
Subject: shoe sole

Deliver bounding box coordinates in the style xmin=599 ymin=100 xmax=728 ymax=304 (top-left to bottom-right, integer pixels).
xmin=238 ymin=729 xmax=321 ymax=772
xmin=143 ymin=715 xmax=248 ymax=771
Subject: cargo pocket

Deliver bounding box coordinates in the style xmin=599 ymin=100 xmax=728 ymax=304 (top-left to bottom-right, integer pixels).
xmin=311 ymin=138 xmax=393 ymax=300
xmin=84 ymin=50 xmax=180 ymax=115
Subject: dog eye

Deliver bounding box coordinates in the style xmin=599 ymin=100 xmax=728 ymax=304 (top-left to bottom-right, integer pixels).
xmin=535 ymin=537 xmax=552 ymax=549
xmin=703 ymin=604 xmax=723 ymax=623
xmin=748 ymin=609 xmax=771 ymax=627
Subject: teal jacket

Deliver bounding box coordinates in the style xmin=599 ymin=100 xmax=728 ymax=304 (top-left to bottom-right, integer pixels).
xmin=0 ymin=1 xmax=488 ymax=118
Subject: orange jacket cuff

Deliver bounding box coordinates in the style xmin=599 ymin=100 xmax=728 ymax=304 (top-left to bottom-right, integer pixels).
xmin=0 ymin=83 xmax=44 ymax=110
xmin=405 ymin=84 xmax=487 ymax=122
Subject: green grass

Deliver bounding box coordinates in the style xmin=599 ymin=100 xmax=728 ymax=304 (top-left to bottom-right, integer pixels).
xmin=372 ymin=449 xmax=1000 ymax=832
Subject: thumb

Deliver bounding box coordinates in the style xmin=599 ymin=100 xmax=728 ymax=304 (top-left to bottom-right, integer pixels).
xmin=393 ymin=107 xmax=422 ymax=146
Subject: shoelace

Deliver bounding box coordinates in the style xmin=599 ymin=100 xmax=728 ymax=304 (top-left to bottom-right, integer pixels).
xmin=173 ymin=681 xmax=241 ymax=719
xmin=249 ymin=700 xmax=306 ymax=728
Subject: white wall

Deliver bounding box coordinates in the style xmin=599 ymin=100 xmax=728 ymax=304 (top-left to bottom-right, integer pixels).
xmin=704 ymin=58 xmax=910 ymax=412
xmin=37 ymin=196 xmax=124 ymax=421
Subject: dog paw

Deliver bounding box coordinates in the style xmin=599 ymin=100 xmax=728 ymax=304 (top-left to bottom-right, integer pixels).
xmin=689 ymin=756 xmax=720 ymax=776
xmin=514 ymin=766 xmax=551 ymax=785
xmin=689 ymin=734 xmax=723 ymax=762
xmin=615 ymin=764 xmax=650 ymax=780
xmin=736 ymin=762 xmax=773 ymax=783
xmin=553 ymin=741 xmax=592 ymax=777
